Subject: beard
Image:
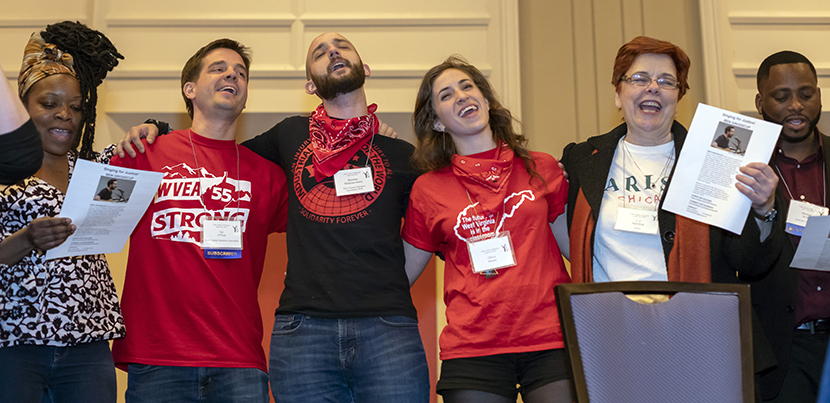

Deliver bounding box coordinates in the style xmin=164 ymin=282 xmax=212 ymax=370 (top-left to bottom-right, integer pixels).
xmin=762 ymin=110 xmax=821 ymax=143
xmin=311 ymin=59 xmax=366 ymax=100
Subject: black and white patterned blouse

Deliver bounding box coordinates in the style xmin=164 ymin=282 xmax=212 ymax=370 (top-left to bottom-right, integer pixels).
xmin=0 ymin=149 xmax=125 ymax=347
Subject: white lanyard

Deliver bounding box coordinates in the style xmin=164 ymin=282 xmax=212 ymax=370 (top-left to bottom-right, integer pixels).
xmin=774 ymin=160 xmax=829 ymax=236
xmin=774 ymin=161 xmax=826 ymax=206
xmin=620 ymin=136 xmax=675 ymax=209
xmin=463 ymin=190 xmax=515 ymax=278
xmin=334 ymin=134 xmax=376 ymax=196
xmin=188 ymin=130 xmax=243 ymax=258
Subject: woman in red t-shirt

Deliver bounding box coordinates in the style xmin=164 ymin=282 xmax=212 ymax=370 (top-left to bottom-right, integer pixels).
xmin=401 ymin=55 xmax=572 ymax=403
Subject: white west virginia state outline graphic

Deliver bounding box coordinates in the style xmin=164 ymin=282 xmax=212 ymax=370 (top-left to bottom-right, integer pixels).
xmin=453 ymin=190 xmax=535 ymax=241
xmin=150 ymin=162 xmax=252 ymax=246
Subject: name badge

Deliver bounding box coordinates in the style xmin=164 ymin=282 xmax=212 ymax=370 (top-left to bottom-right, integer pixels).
xmin=334 ymin=167 xmax=374 ymax=196
xmin=785 ymin=200 xmax=829 ymax=236
xmin=467 ymin=232 xmax=517 ymax=275
xmin=614 ymin=207 xmax=659 ymax=234
xmin=202 ymin=218 xmax=243 ymax=259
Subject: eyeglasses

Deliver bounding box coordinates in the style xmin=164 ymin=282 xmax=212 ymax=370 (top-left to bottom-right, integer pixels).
xmin=621 ymin=74 xmax=680 ymax=90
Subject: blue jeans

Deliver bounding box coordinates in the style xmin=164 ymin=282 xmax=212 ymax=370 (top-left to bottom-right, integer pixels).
xmin=0 ymin=341 xmax=116 ymax=403
xmin=269 ymin=314 xmax=430 ymax=403
xmin=125 ymin=364 xmax=269 ymax=403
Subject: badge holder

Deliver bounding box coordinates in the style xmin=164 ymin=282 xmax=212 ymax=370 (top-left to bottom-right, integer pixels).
xmin=467 ymin=231 xmax=517 ymax=279
xmin=334 ymin=166 xmax=374 ymax=196
xmin=201 ymin=217 xmax=243 ymax=259
xmin=785 ymin=200 xmax=830 ymax=236
xmin=614 ymin=207 xmax=659 ymax=234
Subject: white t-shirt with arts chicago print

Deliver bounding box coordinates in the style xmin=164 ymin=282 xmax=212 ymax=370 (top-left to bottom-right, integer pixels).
xmin=593 ymin=137 xmax=675 ymax=282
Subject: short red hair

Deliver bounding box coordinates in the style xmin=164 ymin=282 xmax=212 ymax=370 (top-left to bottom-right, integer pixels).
xmin=611 ymin=36 xmax=690 ymax=100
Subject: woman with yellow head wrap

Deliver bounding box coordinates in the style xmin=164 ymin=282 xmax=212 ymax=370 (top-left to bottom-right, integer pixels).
xmin=0 ymin=21 xmax=124 ymax=403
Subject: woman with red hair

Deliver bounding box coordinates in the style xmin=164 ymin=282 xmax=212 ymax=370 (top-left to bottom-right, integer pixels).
xmin=560 ymin=36 xmax=780 ymax=287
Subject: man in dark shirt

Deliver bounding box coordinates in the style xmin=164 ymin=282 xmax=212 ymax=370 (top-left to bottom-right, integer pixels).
xmin=94 ymin=179 xmax=117 ymax=201
xmin=712 ymin=125 xmax=735 ymax=151
xmin=241 ymin=32 xmax=429 ymax=403
xmin=750 ymin=50 xmax=830 ymax=402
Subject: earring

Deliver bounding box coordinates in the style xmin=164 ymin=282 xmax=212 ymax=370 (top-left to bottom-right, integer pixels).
xmin=433 ymin=121 xmax=446 ymax=132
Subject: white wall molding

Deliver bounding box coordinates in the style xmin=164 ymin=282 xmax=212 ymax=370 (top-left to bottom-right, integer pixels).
xmin=106 ymin=17 xmax=296 ymax=27
xmin=300 ymin=15 xmax=490 ymax=27
xmin=497 ymin=0 xmax=521 ymax=117
xmin=0 ymin=19 xmax=88 ymax=27
xmin=733 ymin=66 xmax=830 ymax=78
xmin=729 ymin=14 xmax=830 ymax=25
xmin=698 ymin=0 xmax=728 ymax=107
xmin=76 ymin=66 xmax=494 ymax=80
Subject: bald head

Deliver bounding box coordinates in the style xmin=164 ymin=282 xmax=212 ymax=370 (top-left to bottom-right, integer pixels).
xmin=306 ymin=32 xmax=360 ymax=79
xmin=304 ymin=32 xmax=370 ymax=100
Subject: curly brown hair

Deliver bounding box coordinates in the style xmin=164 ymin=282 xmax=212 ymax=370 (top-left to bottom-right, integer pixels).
xmin=412 ymin=55 xmax=542 ymax=185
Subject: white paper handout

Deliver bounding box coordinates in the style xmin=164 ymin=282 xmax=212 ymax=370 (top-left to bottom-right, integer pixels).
xmin=46 ymin=159 xmax=163 ymax=260
xmin=790 ymin=215 xmax=830 ymax=271
xmin=662 ymin=103 xmax=781 ymax=234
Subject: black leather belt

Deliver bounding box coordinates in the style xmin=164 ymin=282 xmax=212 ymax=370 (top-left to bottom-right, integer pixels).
xmin=796 ymin=319 xmax=830 ymax=334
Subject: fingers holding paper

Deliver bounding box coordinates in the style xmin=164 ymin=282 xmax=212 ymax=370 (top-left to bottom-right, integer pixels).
xmin=26 ymin=217 xmax=76 ymax=251
xmin=736 ymin=162 xmax=778 ymax=215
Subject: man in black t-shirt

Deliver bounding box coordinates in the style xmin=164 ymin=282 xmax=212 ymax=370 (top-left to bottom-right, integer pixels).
xmin=94 ymin=179 xmax=117 ymax=201
xmin=241 ymin=32 xmax=429 ymax=403
xmin=712 ymin=125 xmax=735 ymax=151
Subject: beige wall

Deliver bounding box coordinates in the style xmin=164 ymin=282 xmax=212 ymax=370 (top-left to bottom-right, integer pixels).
xmin=519 ymin=0 xmax=705 ymax=159
xmin=698 ymin=0 xmax=830 ymax=134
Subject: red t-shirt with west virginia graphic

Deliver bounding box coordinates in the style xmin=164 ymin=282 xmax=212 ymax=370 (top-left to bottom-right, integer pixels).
xmin=110 ymin=129 xmax=287 ymax=372
xmin=403 ymin=148 xmax=569 ymax=360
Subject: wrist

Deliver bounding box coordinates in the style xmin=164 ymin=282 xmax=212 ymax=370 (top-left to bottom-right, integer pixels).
xmin=22 ymin=227 xmax=35 ymax=246
xmin=144 ymin=119 xmax=171 ymax=135
xmin=752 ymin=207 xmax=777 ymax=222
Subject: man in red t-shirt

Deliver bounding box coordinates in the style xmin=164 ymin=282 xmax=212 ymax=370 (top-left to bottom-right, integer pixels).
xmin=109 ymin=39 xmax=287 ymax=403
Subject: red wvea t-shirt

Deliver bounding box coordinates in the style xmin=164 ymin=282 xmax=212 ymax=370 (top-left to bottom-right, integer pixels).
xmin=403 ymin=146 xmax=570 ymax=360
xmin=110 ymin=129 xmax=287 ymax=372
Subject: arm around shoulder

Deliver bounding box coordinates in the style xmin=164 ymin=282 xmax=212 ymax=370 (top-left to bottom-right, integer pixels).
xmin=0 ymin=121 xmax=42 ymax=185
xmin=404 ymin=240 xmax=433 ymax=287
xmin=559 ymin=142 xmax=580 ymax=172
xmin=241 ymin=122 xmax=287 ymax=165
xmin=550 ymin=209 xmax=570 ymax=261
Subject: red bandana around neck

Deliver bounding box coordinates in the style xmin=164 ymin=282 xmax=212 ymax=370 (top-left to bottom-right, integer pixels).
xmin=309 ymin=103 xmax=379 ymax=181
xmin=451 ymin=143 xmax=515 ymax=212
